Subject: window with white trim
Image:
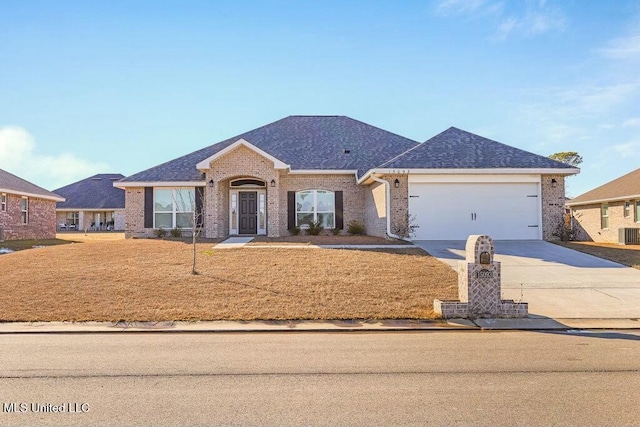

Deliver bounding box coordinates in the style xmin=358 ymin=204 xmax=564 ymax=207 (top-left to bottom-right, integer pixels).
xmin=21 ymin=197 xmax=28 ymax=224
xmin=624 ymin=201 xmax=631 ymax=218
xmin=66 ymin=211 xmax=79 ymax=227
xmin=600 ymin=204 xmax=609 ymax=229
xmin=1 ymin=193 xmax=5 ymax=212
xmin=295 ymin=190 xmax=335 ymax=228
xmin=154 ymin=188 xmax=195 ymax=229
xmin=636 ymin=200 xmax=640 ymax=223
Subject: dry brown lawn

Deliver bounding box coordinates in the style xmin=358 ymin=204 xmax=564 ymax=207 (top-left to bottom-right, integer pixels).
xmin=555 ymin=241 xmax=640 ymax=270
xmin=0 ymin=239 xmax=457 ymax=322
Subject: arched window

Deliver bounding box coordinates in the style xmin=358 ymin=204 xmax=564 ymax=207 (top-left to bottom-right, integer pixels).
xmin=296 ymin=190 xmax=335 ymax=228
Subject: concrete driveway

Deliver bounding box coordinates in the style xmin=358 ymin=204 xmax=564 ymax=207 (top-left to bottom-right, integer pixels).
xmin=414 ymin=240 xmax=640 ymax=319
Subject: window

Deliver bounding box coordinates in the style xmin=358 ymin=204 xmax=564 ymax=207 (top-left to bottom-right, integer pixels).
xmin=66 ymin=211 xmax=79 ymax=226
xmin=21 ymin=197 xmax=28 ymax=224
xmin=636 ymin=200 xmax=640 ymax=223
xmin=154 ymin=188 xmax=195 ymax=229
xmin=601 ymin=204 xmax=609 ymax=229
xmin=295 ymin=190 xmax=335 ymax=228
xmin=1 ymin=193 xmax=5 ymax=212
xmin=624 ymin=201 xmax=631 ymax=218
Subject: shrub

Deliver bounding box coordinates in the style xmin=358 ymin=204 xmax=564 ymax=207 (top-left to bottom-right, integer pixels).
xmin=347 ymin=220 xmax=366 ymax=235
xmin=154 ymin=228 xmax=167 ymax=238
xmin=289 ymin=225 xmax=301 ymax=236
xmin=330 ymin=227 xmax=341 ymax=235
xmin=306 ymin=220 xmax=324 ymax=236
xmin=170 ymin=228 xmax=182 ymax=238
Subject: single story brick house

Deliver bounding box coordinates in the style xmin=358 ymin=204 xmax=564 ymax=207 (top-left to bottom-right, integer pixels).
xmin=115 ymin=116 xmax=579 ymax=241
xmin=0 ymin=168 xmax=65 ymax=240
xmin=53 ymin=174 xmax=126 ymax=231
xmin=567 ymin=167 xmax=640 ymax=243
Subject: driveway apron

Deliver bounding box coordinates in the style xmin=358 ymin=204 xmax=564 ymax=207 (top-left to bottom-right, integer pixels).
xmin=414 ymin=240 xmax=640 ymax=319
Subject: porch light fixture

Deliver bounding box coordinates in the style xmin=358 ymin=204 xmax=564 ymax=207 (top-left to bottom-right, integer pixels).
xmin=394 ymin=178 xmax=400 ymax=188
xmin=551 ymin=178 xmax=557 ymax=188
xmin=270 ymin=179 xmax=276 ymax=187
xmin=208 ymin=179 xmax=214 ymax=188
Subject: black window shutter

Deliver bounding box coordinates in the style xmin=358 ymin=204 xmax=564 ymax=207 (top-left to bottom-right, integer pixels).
xmin=287 ymin=191 xmax=296 ymax=230
xmin=144 ymin=187 xmax=153 ymax=228
xmin=195 ymin=187 xmax=204 ymax=227
xmin=335 ymin=191 xmax=344 ymax=229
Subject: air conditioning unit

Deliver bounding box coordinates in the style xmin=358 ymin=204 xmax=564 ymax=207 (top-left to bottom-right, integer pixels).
xmin=0 ymin=227 xmax=3 ymax=242
xmin=618 ymin=228 xmax=640 ymax=245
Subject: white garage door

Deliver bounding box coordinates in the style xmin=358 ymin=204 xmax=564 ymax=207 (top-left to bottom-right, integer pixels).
xmin=408 ymin=182 xmax=540 ymax=240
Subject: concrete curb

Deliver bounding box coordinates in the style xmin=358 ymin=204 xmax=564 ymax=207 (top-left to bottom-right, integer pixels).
xmin=0 ymin=318 xmax=638 ymax=334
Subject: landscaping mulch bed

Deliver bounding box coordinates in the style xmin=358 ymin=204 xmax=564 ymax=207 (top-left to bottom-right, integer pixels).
xmin=250 ymin=235 xmax=407 ymax=246
xmin=555 ymin=241 xmax=640 ymax=270
xmin=0 ymin=238 xmax=457 ymax=322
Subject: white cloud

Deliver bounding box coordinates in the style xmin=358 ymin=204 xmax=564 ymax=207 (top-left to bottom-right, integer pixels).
xmin=437 ymin=0 xmax=565 ymax=39
xmin=0 ymin=126 xmax=110 ymax=191
xmin=613 ymin=139 xmax=640 ymax=158
xmin=436 ymin=0 xmax=491 ymax=15
xmin=597 ymin=34 xmax=640 ymax=60
xmin=622 ymin=117 xmax=640 ymax=127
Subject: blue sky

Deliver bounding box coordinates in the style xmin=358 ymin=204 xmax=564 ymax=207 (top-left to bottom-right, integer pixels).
xmin=1 ymin=0 xmax=638 ymax=196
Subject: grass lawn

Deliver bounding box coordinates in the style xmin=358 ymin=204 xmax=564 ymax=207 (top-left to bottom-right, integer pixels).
xmin=0 ymin=238 xmax=76 ymax=251
xmin=0 ymin=238 xmax=457 ymax=322
xmin=555 ymin=241 xmax=640 ymax=270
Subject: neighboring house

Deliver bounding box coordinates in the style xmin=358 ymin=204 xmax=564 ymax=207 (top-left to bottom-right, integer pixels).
xmin=566 ymin=167 xmax=640 ymax=243
xmin=53 ymin=174 xmax=126 ymax=231
xmin=115 ymin=116 xmax=579 ymax=241
xmin=0 ymin=168 xmax=65 ymax=240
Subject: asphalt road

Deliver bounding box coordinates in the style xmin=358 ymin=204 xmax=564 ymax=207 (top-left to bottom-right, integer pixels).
xmin=1 ymin=331 xmax=639 ymax=426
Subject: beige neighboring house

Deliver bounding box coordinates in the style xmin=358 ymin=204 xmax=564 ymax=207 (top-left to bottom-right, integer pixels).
xmin=115 ymin=116 xmax=579 ymax=241
xmin=0 ymin=168 xmax=65 ymax=241
xmin=567 ymin=167 xmax=640 ymax=243
xmin=53 ymin=174 xmax=126 ymax=231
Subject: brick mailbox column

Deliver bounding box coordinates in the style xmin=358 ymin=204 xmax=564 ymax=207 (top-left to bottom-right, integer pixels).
xmin=458 ymin=235 xmax=501 ymax=318
xmin=434 ymin=235 xmax=528 ymax=319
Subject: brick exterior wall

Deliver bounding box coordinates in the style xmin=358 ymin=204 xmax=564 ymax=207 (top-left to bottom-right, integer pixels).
xmin=0 ymin=193 xmax=56 ymax=240
xmin=204 ymin=145 xmax=281 ymax=238
xmin=124 ymin=187 xmax=151 ymax=238
xmin=572 ymin=200 xmax=640 ymax=243
xmin=279 ymin=173 xmax=364 ymax=237
xmin=364 ymin=181 xmax=387 ymax=237
xmin=363 ymin=175 xmax=409 ymax=238
xmin=541 ymin=174 xmax=566 ymax=241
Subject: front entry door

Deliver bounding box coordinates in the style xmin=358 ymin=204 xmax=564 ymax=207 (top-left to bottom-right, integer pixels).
xmin=239 ymin=192 xmax=257 ymax=234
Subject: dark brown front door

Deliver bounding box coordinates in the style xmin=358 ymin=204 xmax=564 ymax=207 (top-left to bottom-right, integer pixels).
xmin=239 ymin=192 xmax=257 ymax=234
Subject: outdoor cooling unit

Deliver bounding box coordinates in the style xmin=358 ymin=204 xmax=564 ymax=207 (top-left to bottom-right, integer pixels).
xmin=0 ymin=227 xmax=3 ymax=242
xmin=618 ymin=227 xmax=640 ymax=245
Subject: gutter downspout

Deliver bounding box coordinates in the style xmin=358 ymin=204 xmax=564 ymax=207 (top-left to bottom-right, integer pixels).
xmin=369 ymin=174 xmax=408 ymax=241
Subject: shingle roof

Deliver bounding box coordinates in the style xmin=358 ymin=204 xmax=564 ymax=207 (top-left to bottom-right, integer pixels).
xmin=379 ymin=127 xmax=576 ymax=169
xmin=0 ymin=168 xmax=65 ymax=201
xmin=53 ymin=174 xmax=125 ymax=209
xmin=568 ymin=167 xmax=640 ymax=205
xmin=119 ymin=116 xmax=421 ymax=182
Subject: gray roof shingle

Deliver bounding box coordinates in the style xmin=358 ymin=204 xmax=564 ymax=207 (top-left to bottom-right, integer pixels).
xmin=0 ymin=168 xmax=64 ymax=201
xmin=119 ymin=116 xmax=421 ymax=182
xmin=54 ymin=174 xmax=125 ymax=209
xmin=379 ymin=127 xmax=575 ymax=169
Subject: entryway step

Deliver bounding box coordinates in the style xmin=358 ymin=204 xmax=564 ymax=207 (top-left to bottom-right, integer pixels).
xmin=215 ymin=237 xmax=255 ymax=249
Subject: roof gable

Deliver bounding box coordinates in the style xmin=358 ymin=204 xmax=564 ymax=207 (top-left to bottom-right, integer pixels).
xmin=119 ymin=116 xmax=420 ymax=183
xmin=568 ymin=167 xmax=640 ymax=205
xmin=379 ymin=127 xmax=578 ymax=170
xmin=196 ymin=139 xmax=289 ymax=170
xmin=54 ymin=173 xmax=125 ymax=209
xmin=0 ymin=168 xmax=65 ymax=202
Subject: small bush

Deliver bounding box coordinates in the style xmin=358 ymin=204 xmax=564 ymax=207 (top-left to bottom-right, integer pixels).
xmin=306 ymin=220 xmax=324 ymax=236
xmin=330 ymin=227 xmax=341 ymax=235
xmin=347 ymin=220 xmax=366 ymax=235
xmin=289 ymin=225 xmax=301 ymax=236
xmin=170 ymin=228 xmax=182 ymax=238
xmin=154 ymin=228 xmax=167 ymax=238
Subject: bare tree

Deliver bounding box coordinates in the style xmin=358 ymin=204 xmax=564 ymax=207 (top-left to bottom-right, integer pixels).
xmin=176 ymin=188 xmax=204 ymax=275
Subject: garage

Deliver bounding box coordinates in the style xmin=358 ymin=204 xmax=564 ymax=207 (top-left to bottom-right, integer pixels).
xmin=408 ymin=175 xmax=541 ymax=240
